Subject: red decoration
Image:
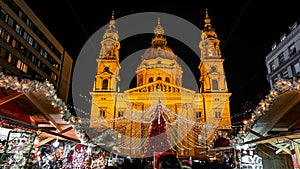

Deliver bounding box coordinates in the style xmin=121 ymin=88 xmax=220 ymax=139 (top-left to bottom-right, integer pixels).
xmin=75 ymin=144 xmax=84 ymax=153
xmin=213 ymin=137 xmax=230 ymax=148
xmin=0 ymin=91 xmax=34 ymax=125
xmin=144 ymin=104 xmax=172 ymax=158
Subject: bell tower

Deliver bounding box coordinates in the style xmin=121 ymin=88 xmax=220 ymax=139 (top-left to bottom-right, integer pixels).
xmin=199 ymin=9 xmax=227 ymax=93
xmin=199 ymin=9 xmax=232 ymax=130
xmin=94 ymin=11 xmax=121 ymax=92
xmin=90 ymin=11 xmax=121 ymax=129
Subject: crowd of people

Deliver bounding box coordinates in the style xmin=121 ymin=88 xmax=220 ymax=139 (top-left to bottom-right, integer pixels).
xmin=103 ymin=154 xmax=235 ymax=169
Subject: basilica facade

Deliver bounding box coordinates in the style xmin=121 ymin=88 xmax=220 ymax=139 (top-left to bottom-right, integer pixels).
xmin=89 ymin=10 xmax=232 ymax=158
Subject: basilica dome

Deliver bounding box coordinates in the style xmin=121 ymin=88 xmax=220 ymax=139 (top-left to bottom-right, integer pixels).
xmin=142 ymin=42 xmax=177 ymax=60
xmin=142 ymin=18 xmax=177 ymax=61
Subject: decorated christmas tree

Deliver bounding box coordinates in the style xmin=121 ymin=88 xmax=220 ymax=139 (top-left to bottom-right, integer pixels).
xmin=144 ymin=104 xmax=172 ymax=158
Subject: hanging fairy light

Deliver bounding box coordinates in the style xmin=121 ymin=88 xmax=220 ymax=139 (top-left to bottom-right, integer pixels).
xmin=52 ymin=139 xmax=60 ymax=148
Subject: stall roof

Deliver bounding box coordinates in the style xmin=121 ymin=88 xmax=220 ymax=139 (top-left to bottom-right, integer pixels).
xmin=244 ymin=89 xmax=300 ymax=145
xmin=0 ymin=87 xmax=80 ymax=146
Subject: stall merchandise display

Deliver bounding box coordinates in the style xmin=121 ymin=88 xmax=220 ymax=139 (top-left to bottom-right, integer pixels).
xmin=0 ymin=131 xmax=36 ymax=168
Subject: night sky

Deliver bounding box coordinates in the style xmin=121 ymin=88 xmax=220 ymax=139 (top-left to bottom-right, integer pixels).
xmin=24 ymin=0 xmax=299 ymax=124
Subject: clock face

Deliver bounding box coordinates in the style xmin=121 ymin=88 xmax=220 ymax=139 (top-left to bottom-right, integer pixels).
xmin=210 ymin=66 xmax=217 ymax=72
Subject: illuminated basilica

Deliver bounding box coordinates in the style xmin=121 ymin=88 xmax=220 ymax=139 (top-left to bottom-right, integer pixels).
xmin=89 ymin=10 xmax=232 ymax=158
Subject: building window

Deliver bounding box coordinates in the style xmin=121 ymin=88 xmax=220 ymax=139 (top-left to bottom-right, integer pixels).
xmin=25 ymin=50 xmax=30 ymax=58
xmin=157 ymin=77 xmax=162 ymax=81
xmin=0 ymin=9 xmax=8 ymax=21
xmin=280 ymin=33 xmax=286 ymax=41
xmin=38 ymin=63 xmax=47 ymax=71
xmin=0 ymin=46 xmax=8 ymax=58
xmin=53 ymin=63 xmax=59 ymax=70
xmin=289 ymin=44 xmax=296 ymax=56
xmin=278 ymin=53 xmax=285 ymax=65
xmin=16 ymin=60 xmax=27 ymax=73
xmin=31 ymin=55 xmax=36 ymax=64
xmin=7 ymin=53 xmax=12 ymax=63
xmin=28 ymin=36 xmax=33 ymax=45
xmin=102 ymin=79 xmax=108 ymax=90
xmin=20 ymin=45 xmax=25 ymax=54
xmin=26 ymin=18 xmax=32 ymax=27
xmin=294 ymin=63 xmax=300 ymax=74
xmin=15 ymin=24 xmax=22 ymax=35
xmin=34 ymin=42 xmax=40 ymax=51
xmin=270 ymin=60 xmax=276 ymax=71
xmin=215 ymin=112 xmax=221 ymax=118
xmin=22 ymin=31 xmax=28 ymax=40
xmin=138 ymin=75 xmax=143 ymax=86
xmin=118 ymin=111 xmax=124 ymax=117
xmin=196 ymin=111 xmax=201 ymax=118
xmin=282 ymin=70 xmax=289 ymax=78
xmin=149 ymin=77 xmax=153 ymax=83
xmin=18 ymin=10 xmax=24 ymax=20
xmin=3 ymin=32 xmax=10 ymax=43
xmin=99 ymin=109 xmax=106 ymax=117
xmin=51 ymin=72 xmax=57 ymax=81
xmin=37 ymin=60 xmax=41 ymax=68
xmin=165 ymin=77 xmax=170 ymax=83
xmin=212 ymin=79 xmax=219 ymax=90
xmin=289 ymin=22 xmax=298 ymax=31
xmin=7 ymin=16 xmax=14 ymax=27
xmin=11 ymin=39 xmax=17 ymax=48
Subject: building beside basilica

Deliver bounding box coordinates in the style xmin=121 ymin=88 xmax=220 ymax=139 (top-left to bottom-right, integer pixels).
xmin=89 ymin=10 xmax=232 ymax=158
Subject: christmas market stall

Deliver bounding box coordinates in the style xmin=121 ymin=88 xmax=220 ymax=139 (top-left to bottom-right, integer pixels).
xmin=240 ymin=78 xmax=300 ymax=169
xmin=0 ymin=72 xmax=107 ymax=168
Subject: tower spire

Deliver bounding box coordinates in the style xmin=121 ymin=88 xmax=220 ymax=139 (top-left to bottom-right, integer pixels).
xmin=111 ymin=10 xmax=115 ymax=20
xmin=199 ymin=8 xmax=221 ymax=58
xmin=109 ymin=10 xmax=116 ymax=28
xmin=152 ymin=17 xmax=166 ymax=45
xmin=99 ymin=11 xmax=120 ymax=59
xmin=204 ymin=8 xmax=211 ymax=28
xmin=154 ymin=17 xmax=164 ymax=35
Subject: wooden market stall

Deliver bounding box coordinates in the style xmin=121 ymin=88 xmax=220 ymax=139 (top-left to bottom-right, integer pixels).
xmin=0 ymin=73 xmax=82 ymax=168
xmin=242 ymin=79 xmax=300 ymax=169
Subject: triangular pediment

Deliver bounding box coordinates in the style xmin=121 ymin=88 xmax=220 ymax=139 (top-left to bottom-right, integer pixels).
xmin=124 ymin=80 xmax=196 ymax=94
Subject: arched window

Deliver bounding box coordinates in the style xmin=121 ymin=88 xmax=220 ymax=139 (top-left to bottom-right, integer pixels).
xmin=102 ymin=79 xmax=108 ymax=90
xmin=165 ymin=77 xmax=170 ymax=83
xmin=212 ymin=79 xmax=218 ymax=90
xmin=138 ymin=76 xmax=143 ymax=86
xmin=157 ymin=77 xmax=162 ymax=81
xmin=196 ymin=111 xmax=201 ymax=118
xmin=149 ymin=77 xmax=153 ymax=83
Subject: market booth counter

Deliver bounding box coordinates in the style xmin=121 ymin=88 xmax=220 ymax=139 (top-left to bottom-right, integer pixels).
xmin=0 ymin=73 xmax=81 ymax=168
